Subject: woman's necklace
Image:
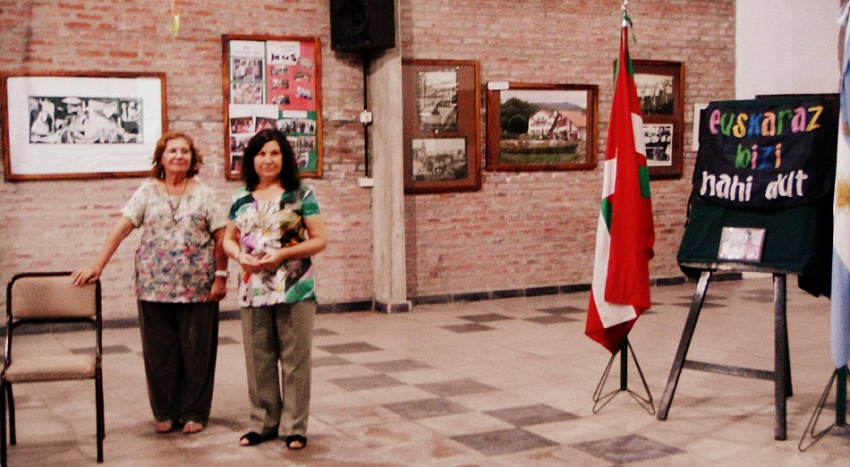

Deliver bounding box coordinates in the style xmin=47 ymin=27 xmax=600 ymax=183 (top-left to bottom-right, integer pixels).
xmin=165 ymin=178 xmax=188 ymax=222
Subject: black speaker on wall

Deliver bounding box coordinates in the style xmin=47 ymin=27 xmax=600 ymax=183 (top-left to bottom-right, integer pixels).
xmin=330 ymin=0 xmax=396 ymax=52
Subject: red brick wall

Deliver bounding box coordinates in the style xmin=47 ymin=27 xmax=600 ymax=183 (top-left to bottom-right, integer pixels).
xmin=0 ymin=0 xmax=735 ymax=317
xmin=400 ymin=0 xmax=735 ymax=296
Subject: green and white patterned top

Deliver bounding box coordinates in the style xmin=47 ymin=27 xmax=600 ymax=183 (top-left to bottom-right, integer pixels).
xmin=228 ymin=185 xmax=320 ymax=307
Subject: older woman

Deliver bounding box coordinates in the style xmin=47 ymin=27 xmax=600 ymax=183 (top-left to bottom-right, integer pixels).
xmin=223 ymin=129 xmax=326 ymax=449
xmin=72 ymin=131 xmax=227 ymax=435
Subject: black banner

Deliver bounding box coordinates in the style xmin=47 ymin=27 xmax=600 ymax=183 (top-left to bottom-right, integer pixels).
xmin=693 ymin=97 xmax=837 ymax=209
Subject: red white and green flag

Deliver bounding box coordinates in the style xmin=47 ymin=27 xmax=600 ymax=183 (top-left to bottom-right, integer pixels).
xmin=585 ymin=16 xmax=655 ymax=353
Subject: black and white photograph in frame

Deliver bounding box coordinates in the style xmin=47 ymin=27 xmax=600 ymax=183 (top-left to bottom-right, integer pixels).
xmin=411 ymin=137 xmax=468 ymax=182
xmin=28 ymin=96 xmax=143 ymax=144
xmin=3 ymin=72 xmax=166 ymax=181
xmin=416 ymin=69 xmax=459 ymax=133
xmin=634 ymin=72 xmax=674 ymax=116
xmin=644 ymin=123 xmax=673 ymax=166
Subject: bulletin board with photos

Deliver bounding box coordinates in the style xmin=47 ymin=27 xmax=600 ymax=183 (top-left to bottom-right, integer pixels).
xmin=221 ymin=34 xmax=323 ymax=179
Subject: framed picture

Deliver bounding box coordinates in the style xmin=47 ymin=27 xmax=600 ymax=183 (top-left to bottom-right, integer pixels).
xmin=402 ymin=59 xmax=481 ymax=194
xmin=222 ymin=34 xmax=323 ymax=179
xmin=485 ymin=82 xmax=598 ymax=171
xmin=632 ymin=60 xmax=684 ymax=179
xmin=2 ymin=71 xmax=166 ymax=181
xmin=718 ymin=227 xmax=766 ymax=263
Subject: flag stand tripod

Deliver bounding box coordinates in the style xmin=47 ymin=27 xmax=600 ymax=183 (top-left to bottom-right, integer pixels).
xmin=592 ymin=337 xmax=655 ymax=415
xmin=798 ymin=366 xmax=850 ymax=451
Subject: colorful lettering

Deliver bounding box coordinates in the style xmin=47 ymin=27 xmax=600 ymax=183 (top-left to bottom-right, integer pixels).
xmin=733 ymin=113 xmax=748 ymax=138
xmin=777 ymin=109 xmax=793 ymax=135
xmin=762 ymin=112 xmax=776 ymax=136
xmin=719 ymin=112 xmax=734 ymax=136
xmin=751 ymin=144 xmax=758 ymax=169
xmin=709 ymin=109 xmax=721 ymax=134
xmin=747 ymin=113 xmax=763 ymax=137
xmin=791 ymin=106 xmax=807 ymax=132
xmin=736 ymin=144 xmax=752 ymax=168
xmin=807 ymin=105 xmax=823 ymax=131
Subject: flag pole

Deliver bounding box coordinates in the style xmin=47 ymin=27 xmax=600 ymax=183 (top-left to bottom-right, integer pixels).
xmin=592 ymin=337 xmax=655 ymax=415
xmin=801 ymin=2 xmax=850 ymax=450
xmin=586 ymin=0 xmax=654 ymax=414
xmin=798 ymin=366 xmax=850 ymax=451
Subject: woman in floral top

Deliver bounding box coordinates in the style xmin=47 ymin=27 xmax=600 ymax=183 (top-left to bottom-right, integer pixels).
xmin=72 ymin=131 xmax=227 ymax=435
xmin=223 ymin=129 xmax=326 ymax=450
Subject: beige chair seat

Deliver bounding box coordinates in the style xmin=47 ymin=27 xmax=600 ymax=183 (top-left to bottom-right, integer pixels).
xmin=4 ymin=355 xmax=97 ymax=382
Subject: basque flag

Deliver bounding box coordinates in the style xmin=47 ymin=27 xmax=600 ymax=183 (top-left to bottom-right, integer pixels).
xmin=586 ymin=15 xmax=655 ymax=353
xmin=832 ymin=3 xmax=850 ymax=370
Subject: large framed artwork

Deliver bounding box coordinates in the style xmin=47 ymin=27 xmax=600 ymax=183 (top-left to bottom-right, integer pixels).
xmin=632 ymin=59 xmax=685 ymax=179
xmin=402 ymin=59 xmax=481 ymax=194
xmin=2 ymin=71 xmax=166 ymax=181
xmin=485 ymin=82 xmax=598 ymax=171
xmin=222 ymin=34 xmax=323 ymax=179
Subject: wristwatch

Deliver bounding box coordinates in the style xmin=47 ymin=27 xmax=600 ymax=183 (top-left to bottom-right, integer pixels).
xmin=214 ymin=270 xmax=229 ymax=278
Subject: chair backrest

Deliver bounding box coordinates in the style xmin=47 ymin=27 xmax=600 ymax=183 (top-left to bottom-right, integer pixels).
xmin=7 ymin=272 xmax=100 ymax=322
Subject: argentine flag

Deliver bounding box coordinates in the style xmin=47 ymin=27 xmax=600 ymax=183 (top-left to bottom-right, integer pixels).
xmin=833 ymin=4 xmax=850 ymax=369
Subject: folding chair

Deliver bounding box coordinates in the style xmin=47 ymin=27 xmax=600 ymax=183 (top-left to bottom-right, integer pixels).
xmin=1 ymin=272 xmax=104 ymax=466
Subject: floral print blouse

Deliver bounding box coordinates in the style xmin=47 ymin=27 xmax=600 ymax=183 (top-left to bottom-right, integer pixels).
xmin=122 ymin=179 xmax=226 ymax=303
xmin=228 ymin=185 xmax=320 ymax=307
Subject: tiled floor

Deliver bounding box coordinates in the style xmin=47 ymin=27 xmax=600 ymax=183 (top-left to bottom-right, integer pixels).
xmin=3 ymin=275 xmax=850 ymax=466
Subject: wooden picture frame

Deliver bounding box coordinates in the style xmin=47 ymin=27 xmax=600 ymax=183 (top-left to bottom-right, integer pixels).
xmin=632 ymin=59 xmax=684 ymax=179
xmin=2 ymin=71 xmax=166 ymax=181
xmin=485 ymin=82 xmax=598 ymax=171
xmin=402 ymin=59 xmax=481 ymax=194
xmin=222 ymin=34 xmax=323 ymax=179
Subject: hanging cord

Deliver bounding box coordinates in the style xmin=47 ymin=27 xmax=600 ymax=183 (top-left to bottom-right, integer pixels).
xmin=170 ymin=0 xmax=181 ymax=37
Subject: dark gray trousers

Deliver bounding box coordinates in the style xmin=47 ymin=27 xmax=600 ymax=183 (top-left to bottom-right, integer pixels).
xmin=137 ymin=300 xmax=219 ymax=425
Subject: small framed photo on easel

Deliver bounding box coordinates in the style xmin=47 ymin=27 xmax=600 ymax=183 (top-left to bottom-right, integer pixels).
xmin=717 ymin=227 xmax=766 ymax=263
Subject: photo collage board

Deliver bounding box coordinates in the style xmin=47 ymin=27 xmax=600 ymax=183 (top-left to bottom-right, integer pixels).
xmin=224 ymin=36 xmax=322 ymax=178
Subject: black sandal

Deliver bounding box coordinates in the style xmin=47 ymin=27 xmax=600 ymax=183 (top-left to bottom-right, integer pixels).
xmin=239 ymin=431 xmax=277 ymax=446
xmin=285 ymin=434 xmax=307 ymax=450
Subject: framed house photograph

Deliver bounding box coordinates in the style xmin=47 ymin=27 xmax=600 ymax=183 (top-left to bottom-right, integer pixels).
xmin=2 ymin=71 xmax=166 ymax=181
xmin=485 ymin=82 xmax=598 ymax=171
xmin=632 ymin=59 xmax=684 ymax=179
xmin=222 ymin=34 xmax=323 ymax=179
xmin=402 ymin=59 xmax=481 ymax=194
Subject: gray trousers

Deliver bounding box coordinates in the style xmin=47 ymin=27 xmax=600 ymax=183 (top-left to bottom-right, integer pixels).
xmin=137 ymin=301 xmax=219 ymax=425
xmin=241 ymin=300 xmax=315 ymax=437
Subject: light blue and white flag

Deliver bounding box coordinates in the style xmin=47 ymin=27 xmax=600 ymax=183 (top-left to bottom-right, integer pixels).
xmin=832 ymin=3 xmax=850 ymax=369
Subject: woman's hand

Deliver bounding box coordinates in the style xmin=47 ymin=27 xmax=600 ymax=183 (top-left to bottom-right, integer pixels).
xmin=70 ymin=267 xmax=101 ymax=286
xmin=235 ymin=251 xmax=264 ymax=274
xmin=209 ymin=276 xmax=227 ymax=301
xmin=258 ymin=249 xmax=287 ymax=271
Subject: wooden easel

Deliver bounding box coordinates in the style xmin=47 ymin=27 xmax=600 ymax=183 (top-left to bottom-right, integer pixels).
xmin=656 ymin=267 xmax=793 ymax=440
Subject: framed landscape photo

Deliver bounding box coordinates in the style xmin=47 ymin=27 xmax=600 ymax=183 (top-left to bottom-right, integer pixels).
xmin=485 ymin=82 xmax=598 ymax=171
xmin=402 ymin=59 xmax=481 ymax=194
xmin=2 ymin=71 xmax=166 ymax=181
xmin=632 ymin=59 xmax=684 ymax=179
xmin=222 ymin=34 xmax=323 ymax=179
